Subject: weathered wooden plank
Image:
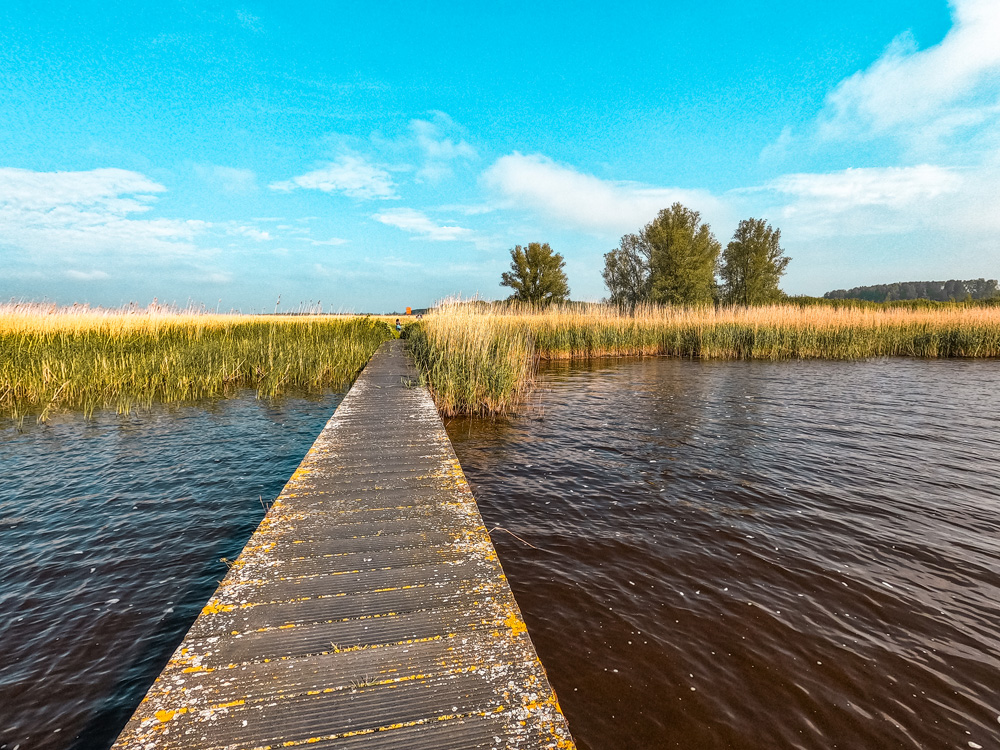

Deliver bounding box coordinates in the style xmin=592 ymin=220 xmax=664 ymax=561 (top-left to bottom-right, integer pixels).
xmin=112 ymin=339 xmax=574 ymax=750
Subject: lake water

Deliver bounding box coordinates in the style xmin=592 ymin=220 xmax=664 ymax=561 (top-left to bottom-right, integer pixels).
xmin=446 ymin=357 xmax=1000 ymax=750
xmin=0 ymin=394 xmax=340 ymax=750
xmin=2 ymin=359 xmax=1000 ymax=749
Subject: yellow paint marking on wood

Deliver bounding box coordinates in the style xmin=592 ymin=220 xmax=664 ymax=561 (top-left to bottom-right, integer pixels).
xmin=210 ymin=699 xmax=245 ymax=709
xmin=110 ymin=341 xmax=575 ymax=750
xmin=504 ymin=611 xmax=528 ymax=637
xmin=154 ymin=708 xmax=187 ymax=723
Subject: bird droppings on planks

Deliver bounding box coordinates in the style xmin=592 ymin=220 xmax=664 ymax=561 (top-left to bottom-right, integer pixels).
xmin=111 ymin=339 xmax=575 ymax=750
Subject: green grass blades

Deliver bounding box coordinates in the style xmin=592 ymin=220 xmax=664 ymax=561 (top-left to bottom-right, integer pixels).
xmin=407 ymin=300 xmax=1000 ymax=416
xmin=0 ymin=311 xmax=393 ymax=424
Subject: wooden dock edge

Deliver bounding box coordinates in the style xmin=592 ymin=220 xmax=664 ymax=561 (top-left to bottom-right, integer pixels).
xmin=111 ymin=339 xmax=575 ymax=750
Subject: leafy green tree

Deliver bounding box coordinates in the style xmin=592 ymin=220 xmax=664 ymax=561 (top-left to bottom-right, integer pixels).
xmin=500 ymin=242 xmax=570 ymax=305
xmin=602 ymin=233 xmax=650 ymax=310
xmin=720 ymin=218 xmax=791 ymax=305
xmin=644 ymin=203 xmax=721 ymax=305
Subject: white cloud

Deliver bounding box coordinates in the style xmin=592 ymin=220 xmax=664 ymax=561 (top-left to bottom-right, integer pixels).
xmin=367 ymin=256 xmax=422 ymax=269
xmin=817 ymin=0 xmax=1000 ymax=142
xmin=66 ymin=269 xmax=110 ymax=281
xmin=310 ymin=262 xmax=369 ymax=280
xmin=226 ymin=224 xmax=273 ymax=241
xmin=235 ymin=9 xmax=263 ymax=33
xmin=769 ymin=165 xmax=962 ymax=211
xmin=409 ymin=112 xmax=477 ymax=181
xmin=270 ymin=155 xmax=396 ymax=199
xmin=194 ymin=164 xmax=258 ymax=193
xmin=0 ymin=167 xmax=206 ymax=256
xmin=306 ymin=237 xmax=349 ymax=246
xmin=0 ymin=167 xmax=163 ymax=212
xmin=220 ymin=221 xmax=350 ymax=247
xmin=746 ymin=0 xmax=1000 ymax=275
xmin=752 ymin=162 xmax=1000 ymax=240
xmin=436 ymin=203 xmax=495 ymax=216
xmin=483 ymin=152 xmax=726 ymax=235
xmin=373 ymin=208 xmax=472 ymax=241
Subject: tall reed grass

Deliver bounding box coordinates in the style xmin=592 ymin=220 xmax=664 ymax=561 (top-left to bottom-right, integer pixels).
xmin=408 ymin=300 xmax=1000 ymax=415
xmin=406 ymin=307 xmax=535 ymax=416
xmin=1 ymin=306 xmax=393 ymax=424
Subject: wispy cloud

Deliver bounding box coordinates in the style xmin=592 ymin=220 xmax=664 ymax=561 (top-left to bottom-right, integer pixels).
xmin=66 ymin=269 xmax=110 ymax=281
xmin=0 ymin=167 xmax=206 ymax=256
xmin=770 ymin=165 xmax=962 ymax=211
xmin=270 ymin=155 xmax=397 ymax=199
xmin=365 ymin=255 xmax=423 ymax=269
xmin=306 ymin=237 xmax=349 ymax=246
xmin=752 ymin=1 xmax=1000 ymax=249
xmin=373 ymin=208 xmax=472 ymax=241
xmin=483 ymin=152 xmax=726 ymax=234
xmin=225 ymin=224 xmax=273 ymax=241
xmin=0 ymin=167 xmax=164 ymax=212
xmin=194 ymin=164 xmax=258 ymax=193
xmin=756 ymin=161 xmax=1000 ymax=239
xmin=202 ymin=271 xmax=234 ymax=284
xmin=751 ymin=164 xmax=965 ymax=237
xmin=436 ymin=203 xmax=495 ymax=216
xmin=818 ymin=0 xmax=1000 ymax=145
xmin=409 ymin=112 xmax=477 ymax=181
xmin=235 ymin=9 xmax=263 ymax=33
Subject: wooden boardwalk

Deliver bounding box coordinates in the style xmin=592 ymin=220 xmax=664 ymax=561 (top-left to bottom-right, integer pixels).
xmin=112 ymin=340 xmax=575 ymax=750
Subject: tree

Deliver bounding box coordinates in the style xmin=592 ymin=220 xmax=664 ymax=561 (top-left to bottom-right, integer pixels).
xmin=719 ymin=218 xmax=790 ymax=305
xmin=500 ymin=242 xmax=570 ymax=305
xmin=644 ymin=203 xmax=721 ymax=305
xmin=822 ymin=278 xmax=1000 ymax=302
xmin=602 ymin=233 xmax=650 ymax=310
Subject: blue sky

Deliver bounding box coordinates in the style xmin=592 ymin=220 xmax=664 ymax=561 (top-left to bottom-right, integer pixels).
xmin=2 ymin=0 xmax=998 ymax=311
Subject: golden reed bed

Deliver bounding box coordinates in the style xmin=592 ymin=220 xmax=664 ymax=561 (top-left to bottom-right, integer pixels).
xmin=5 ymin=300 xmax=998 ymax=422
xmin=0 ymin=305 xmax=392 ymax=424
xmin=407 ymin=301 xmax=1000 ymax=415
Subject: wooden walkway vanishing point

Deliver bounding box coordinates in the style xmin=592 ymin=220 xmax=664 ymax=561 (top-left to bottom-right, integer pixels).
xmin=112 ymin=340 xmax=575 ymax=750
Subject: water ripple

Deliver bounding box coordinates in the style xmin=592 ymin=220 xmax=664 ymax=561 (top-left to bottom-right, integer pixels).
xmin=447 ymin=357 xmax=1000 ymax=750
xmin=0 ymin=393 xmax=340 ymax=750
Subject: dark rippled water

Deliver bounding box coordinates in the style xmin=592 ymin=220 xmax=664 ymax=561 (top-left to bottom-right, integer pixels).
xmin=3 ymin=361 xmax=1000 ymax=750
xmin=446 ymin=358 xmax=1000 ymax=750
xmin=0 ymin=394 xmax=341 ymax=750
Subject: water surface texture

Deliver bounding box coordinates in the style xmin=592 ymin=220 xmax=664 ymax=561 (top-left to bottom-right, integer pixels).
xmin=446 ymin=358 xmax=1000 ymax=750
xmin=4 ymin=360 xmax=1000 ymax=750
xmin=0 ymin=394 xmax=341 ymax=750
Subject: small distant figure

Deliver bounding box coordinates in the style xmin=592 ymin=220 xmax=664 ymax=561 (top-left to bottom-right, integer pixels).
xmin=395 ymin=318 xmax=402 ymax=335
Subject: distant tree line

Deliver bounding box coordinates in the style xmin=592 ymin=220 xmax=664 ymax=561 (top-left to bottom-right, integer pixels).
xmin=824 ymin=279 xmax=999 ymax=303
xmin=496 ymin=205 xmax=995 ymax=309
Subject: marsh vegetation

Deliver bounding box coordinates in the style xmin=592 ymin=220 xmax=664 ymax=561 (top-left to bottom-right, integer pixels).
xmin=0 ymin=305 xmax=392 ymax=424
xmin=408 ymin=300 xmax=1000 ymax=415
xmin=8 ymin=296 xmax=1000 ymax=424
